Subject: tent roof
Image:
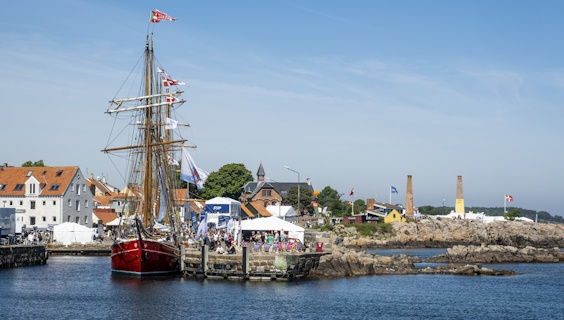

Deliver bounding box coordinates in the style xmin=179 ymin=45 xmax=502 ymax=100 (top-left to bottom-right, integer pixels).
xmin=205 ymin=197 xmax=241 ymax=205
xmin=240 ymin=216 xmax=304 ymax=232
xmin=265 ymin=205 xmax=297 ymax=217
xmin=53 ymin=222 xmax=93 ymax=232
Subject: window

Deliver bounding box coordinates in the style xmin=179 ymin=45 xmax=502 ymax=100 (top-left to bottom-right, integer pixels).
xmin=53 ymin=201 xmax=56 ymax=205
xmin=30 ymin=201 xmax=36 ymax=209
xmin=76 ymin=200 xmax=80 ymax=211
xmin=67 ymin=215 xmax=71 ymax=222
xmin=56 ymin=170 xmax=63 ymax=177
xmin=393 ymin=214 xmax=396 ymax=219
xmin=43 ymin=201 xmax=46 ymax=205
xmin=0 ymin=184 xmax=6 ymax=191
xmin=29 ymin=184 xmax=35 ymax=194
xmin=75 ymin=216 xmax=79 ymax=224
xmin=68 ymin=199 xmax=72 ymax=207
xmin=30 ymin=217 xmax=36 ymax=225
xmin=20 ymin=201 xmax=23 ymax=206
xmin=84 ymin=216 xmax=88 ymax=224
xmin=85 ymin=200 xmax=89 ymax=208
xmin=27 ymin=170 xmax=32 ymax=177
xmin=49 ymin=184 xmax=60 ymax=191
xmin=42 ymin=216 xmax=46 ymax=222
xmin=82 ymin=184 xmax=86 ymax=192
xmin=77 ymin=185 xmax=80 ymax=195
xmin=262 ymin=190 xmax=272 ymax=197
xmin=53 ymin=216 xmax=56 ymax=222
xmin=14 ymin=184 xmax=24 ymax=191
xmin=10 ymin=201 xmax=13 ymax=206
xmin=42 ymin=170 xmax=47 ymax=175
xmin=71 ymin=183 xmax=74 ymax=191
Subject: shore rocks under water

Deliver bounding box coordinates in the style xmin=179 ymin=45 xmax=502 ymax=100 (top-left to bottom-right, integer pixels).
xmin=426 ymin=245 xmax=564 ymax=264
xmin=307 ymin=247 xmax=514 ymax=279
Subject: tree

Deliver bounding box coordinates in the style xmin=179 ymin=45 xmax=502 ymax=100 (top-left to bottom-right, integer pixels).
xmin=285 ymin=186 xmax=314 ymax=214
xmin=503 ymin=209 xmax=520 ymax=221
xmin=199 ymin=163 xmax=253 ymax=200
xmin=22 ymin=160 xmax=45 ymax=167
xmin=317 ymin=186 xmax=342 ymax=208
xmin=353 ymin=199 xmax=366 ymax=215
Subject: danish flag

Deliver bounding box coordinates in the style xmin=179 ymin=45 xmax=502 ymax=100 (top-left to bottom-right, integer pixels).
xmin=162 ymin=76 xmax=185 ymax=87
xmin=505 ymin=194 xmax=513 ymax=202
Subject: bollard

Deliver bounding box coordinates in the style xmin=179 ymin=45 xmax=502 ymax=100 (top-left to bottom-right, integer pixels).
xmin=180 ymin=243 xmax=186 ymax=272
xmin=242 ymin=244 xmax=249 ymax=277
xmin=201 ymin=244 xmax=208 ymax=273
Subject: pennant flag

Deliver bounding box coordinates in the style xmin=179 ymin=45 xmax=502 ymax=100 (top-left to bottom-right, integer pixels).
xmin=165 ymin=117 xmax=178 ymax=129
xmin=167 ymin=155 xmax=179 ymax=166
xmin=162 ymin=76 xmax=185 ymax=87
xmin=391 ymin=186 xmax=398 ymax=194
xmin=180 ymin=148 xmax=208 ymax=190
xmin=157 ymin=66 xmax=171 ymax=77
xmin=350 ymin=188 xmax=354 ymax=196
xmin=505 ymin=194 xmax=514 ymax=202
xmin=150 ymin=9 xmax=177 ymax=23
xmin=166 ymin=95 xmax=177 ymax=103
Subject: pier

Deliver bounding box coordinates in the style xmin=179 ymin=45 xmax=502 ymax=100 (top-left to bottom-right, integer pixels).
xmin=182 ymin=245 xmax=329 ymax=281
xmin=0 ymin=245 xmax=48 ymax=268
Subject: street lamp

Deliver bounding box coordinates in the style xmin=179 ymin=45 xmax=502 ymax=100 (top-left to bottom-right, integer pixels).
xmin=284 ymin=166 xmax=300 ymax=216
xmin=266 ymin=177 xmax=282 ymax=220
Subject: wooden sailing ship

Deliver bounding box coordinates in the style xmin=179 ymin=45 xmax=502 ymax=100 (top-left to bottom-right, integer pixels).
xmin=103 ymin=12 xmax=193 ymax=275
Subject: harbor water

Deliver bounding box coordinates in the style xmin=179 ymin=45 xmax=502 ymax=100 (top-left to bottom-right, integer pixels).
xmin=1 ymin=249 xmax=563 ymax=319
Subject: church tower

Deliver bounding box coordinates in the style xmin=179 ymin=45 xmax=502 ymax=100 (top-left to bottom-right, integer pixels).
xmin=257 ymin=163 xmax=265 ymax=182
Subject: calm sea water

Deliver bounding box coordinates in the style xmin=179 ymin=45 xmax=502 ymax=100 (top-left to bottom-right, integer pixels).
xmin=1 ymin=249 xmax=563 ymax=319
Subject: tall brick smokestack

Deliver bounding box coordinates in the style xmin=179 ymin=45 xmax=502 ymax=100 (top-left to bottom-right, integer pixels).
xmin=455 ymin=175 xmax=465 ymax=213
xmin=405 ymin=175 xmax=414 ymax=219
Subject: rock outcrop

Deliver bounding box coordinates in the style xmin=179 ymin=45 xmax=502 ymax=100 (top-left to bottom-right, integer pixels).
xmin=427 ymin=245 xmax=564 ymax=263
xmin=339 ymin=220 xmax=564 ymax=249
xmin=307 ymin=247 xmax=514 ymax=279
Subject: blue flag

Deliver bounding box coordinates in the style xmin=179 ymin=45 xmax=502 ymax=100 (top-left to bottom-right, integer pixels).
xmin=391 ymin=186 xmax=398 ymax=194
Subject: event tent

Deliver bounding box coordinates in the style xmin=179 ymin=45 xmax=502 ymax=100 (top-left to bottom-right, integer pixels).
xmin=204 ymin=197 xmax=241 ymax=228
xmin=240 ymin=216 xmax=304 ymax=243
xmin=265 ymin=205 xmax=298 ymax=223
xmin=53 ymin=222 xmax=95 ymax=245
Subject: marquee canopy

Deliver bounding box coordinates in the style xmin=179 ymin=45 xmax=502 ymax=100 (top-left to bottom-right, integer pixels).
xmin=240 ymin=216 xmax=304 ymax=243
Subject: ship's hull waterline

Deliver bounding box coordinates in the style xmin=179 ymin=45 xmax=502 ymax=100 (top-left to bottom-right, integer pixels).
xmin=111 ymin=238 xmax=180 ymax=275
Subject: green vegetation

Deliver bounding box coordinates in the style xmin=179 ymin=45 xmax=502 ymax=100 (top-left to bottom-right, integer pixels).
xmin=200 ymin=163 xmax=253 ymax=200
xmin=22 ymin=160 xmax=45 ymax=167
xmin=285 ymin=186 xmax=314 ymax=214
xmin=352 ymin=222 xmax=393 ymax=237
xmin=313 ymin=222 xmax=334 ymax=232
xmin=503 ymin=209 xmax=521 ymax=221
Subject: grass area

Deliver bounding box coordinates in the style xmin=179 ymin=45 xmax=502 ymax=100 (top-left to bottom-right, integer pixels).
xmin=352 ymin=222 xmax=393 ymax=237
xmin=312 ymin=223 xmax=334 ymax=232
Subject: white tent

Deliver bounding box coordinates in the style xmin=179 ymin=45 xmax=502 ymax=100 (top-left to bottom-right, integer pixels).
xmin=53 ymin=222 xmax=95 ymax=245
xmin=240 ymin=216 xmax=304 ymax=243
xmin=266 ymin=205 xmax=298 ymax=223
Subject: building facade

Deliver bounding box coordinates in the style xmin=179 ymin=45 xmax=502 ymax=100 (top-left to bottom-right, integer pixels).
xmin=0 ymin=164 xmax=94 ymax=230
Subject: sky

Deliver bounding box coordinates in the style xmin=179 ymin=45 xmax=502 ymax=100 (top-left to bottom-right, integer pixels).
xmin=1 ymin=1 xmax=563 ymax=216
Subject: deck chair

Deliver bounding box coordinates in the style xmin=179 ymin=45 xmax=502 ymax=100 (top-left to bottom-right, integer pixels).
xmin=254 ymin=242 xmax=263 ymax=253
xmin=272 ymin=243 xmax=278 ymax=253
xmin=264 ymin=243 xmax=271 ymax=253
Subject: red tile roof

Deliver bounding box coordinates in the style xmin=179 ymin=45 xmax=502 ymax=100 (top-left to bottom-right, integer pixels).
xmin=0 ymin=166 xmax=78 ymax=197
xmin=250 ymin=203 xmax=272 ymax=217
xmin=92 ymin=210 xmax=118 ymax=224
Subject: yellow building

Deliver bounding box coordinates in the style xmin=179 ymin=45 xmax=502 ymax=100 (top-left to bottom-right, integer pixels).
xmin=384 ymin=209 xmax=406 ymax=223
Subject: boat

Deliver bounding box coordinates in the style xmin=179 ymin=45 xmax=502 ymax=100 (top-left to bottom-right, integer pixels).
xmin=102 ymin=10 xmax=195 ymax=275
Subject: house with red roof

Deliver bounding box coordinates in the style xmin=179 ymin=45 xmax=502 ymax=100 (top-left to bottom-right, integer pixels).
xmin=0 ymin=163 xmax=94 ymax=230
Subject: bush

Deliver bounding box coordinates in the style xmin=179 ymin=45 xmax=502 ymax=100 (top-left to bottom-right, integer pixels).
xmin=353 ymin=222 xmax=392 ymax=237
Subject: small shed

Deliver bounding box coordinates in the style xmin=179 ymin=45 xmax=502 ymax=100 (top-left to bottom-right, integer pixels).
xmin=384 ymin=209 xmax=406 ymax=223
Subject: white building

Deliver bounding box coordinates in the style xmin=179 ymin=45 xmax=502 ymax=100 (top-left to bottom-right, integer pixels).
xmin=0 ymin=164 xmax=94 ymax=230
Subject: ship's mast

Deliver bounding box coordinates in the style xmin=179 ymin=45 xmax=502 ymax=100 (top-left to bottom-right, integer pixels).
xmin=143 ymin=34 xmax=153 ymax=226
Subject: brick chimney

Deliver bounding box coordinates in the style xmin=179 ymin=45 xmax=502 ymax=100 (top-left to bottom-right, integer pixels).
xmin=367 ymin=198 xmax=375 ymax=210
xmin=405 ymin=175 xmax=414 ymax=219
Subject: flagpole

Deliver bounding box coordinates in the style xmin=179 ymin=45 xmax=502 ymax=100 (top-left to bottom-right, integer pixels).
xmin=389 ymin=186 xmax=391 ymax=204
xmin=504 ymin=195 xmax=506 ymax=213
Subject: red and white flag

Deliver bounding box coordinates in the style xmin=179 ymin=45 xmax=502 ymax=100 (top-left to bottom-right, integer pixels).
xmin=150 ymin=10 xmax=177 ymax=23
xmin=166 ymin=95 xmax=176 ymax=103
xmin=162 ymin=76 xmax=185 ymax=87
xmin=157 ymin=66 xmax=171 ymax=77
xmin=350 ymin=188 xmax=354 ymax=196
xmin=505 ymin=194 xmax=513 ymax=202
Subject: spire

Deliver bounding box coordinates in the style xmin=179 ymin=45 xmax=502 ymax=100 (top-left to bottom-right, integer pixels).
xmin=257 ymin=162 xmax=265 ymax=182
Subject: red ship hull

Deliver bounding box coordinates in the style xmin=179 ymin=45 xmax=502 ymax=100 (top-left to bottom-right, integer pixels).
xmin=111 ymin=238 xmax=180 ymax=275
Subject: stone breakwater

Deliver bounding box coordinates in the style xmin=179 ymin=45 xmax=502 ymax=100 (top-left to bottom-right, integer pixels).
xmin=342 ymin=220 xmax=564 ymax=249
xmin=427 ymin=245 xmax=564 ymax=264
xmin=307 ymin=247 xmax=514 ymax=279
xmin=0 ymin=245 xmax=48 ymax=268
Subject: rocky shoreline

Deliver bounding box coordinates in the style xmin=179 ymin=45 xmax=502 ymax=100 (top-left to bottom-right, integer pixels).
xmin=338 ymin=220 xmax=564 ymax=249
xmin=426 ymin=245 xmax=564 ymax=264
xmin=307 ymin=247 xmax=515 ymax=279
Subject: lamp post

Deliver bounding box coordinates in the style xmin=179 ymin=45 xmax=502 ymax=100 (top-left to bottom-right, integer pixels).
xmin=266 ymin=177 xmax=282 ymax=220
xmin=284 ymin=166 xmax=300 ymax=217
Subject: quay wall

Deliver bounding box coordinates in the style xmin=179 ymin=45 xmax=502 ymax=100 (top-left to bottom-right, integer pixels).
xmin=182 ymin=245 xmax=328 ymax=281
xmin=0 ymin=245 xmax=48 ymax=268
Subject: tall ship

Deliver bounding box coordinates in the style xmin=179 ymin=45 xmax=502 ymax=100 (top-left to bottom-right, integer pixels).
xmin=103 ymin=10 xmax=203 ymax=275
